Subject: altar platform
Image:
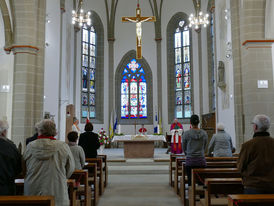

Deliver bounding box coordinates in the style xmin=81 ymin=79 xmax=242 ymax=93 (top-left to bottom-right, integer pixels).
xmin=111 ymin=135 xmax=166 ymax=158
xmin=98 ymin=148 xmax=170 ymax=161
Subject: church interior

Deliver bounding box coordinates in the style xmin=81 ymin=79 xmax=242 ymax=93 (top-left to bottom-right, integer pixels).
xmin=1 ymin=0 xmax=274 ymax=205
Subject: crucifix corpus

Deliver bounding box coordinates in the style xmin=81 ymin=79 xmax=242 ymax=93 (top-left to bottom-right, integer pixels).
xmin=122 ymin=4 xmax=156 ymax=59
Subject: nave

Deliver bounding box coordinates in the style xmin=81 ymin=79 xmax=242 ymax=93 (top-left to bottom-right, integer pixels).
xmin=98 ymin=148 xmax=181 ymax=206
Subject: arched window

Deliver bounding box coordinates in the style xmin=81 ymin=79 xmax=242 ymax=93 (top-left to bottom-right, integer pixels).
xmin=81 ymin=26 xmax=96 ymax=119
xmin=79 ymin=11 xmax=104 ymax=124
xmin=174 ymin=20 xmax=192 ymax=119
xmin=167 ymin=13 xmax=192 ymax=123
xmin=116 ymin=51 xmax=153 ymax=124
xmin=121 ymin=59 xmax=147 ymax=119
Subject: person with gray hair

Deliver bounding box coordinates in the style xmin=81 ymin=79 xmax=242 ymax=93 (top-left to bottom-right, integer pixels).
xmin=207 ymin=123 xmax=234 ymax=157
xmin=23 ymin=119 xmax=75 ymax=206
xmin=238 ymin=114 xmax=274 ymax=194
xmin=0 ymin=120 xmax=22 ymax=195
xmin=71 ymin=117 xmax=81 ymax=136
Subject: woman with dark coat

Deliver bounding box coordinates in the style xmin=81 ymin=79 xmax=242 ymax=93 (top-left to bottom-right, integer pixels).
xmin=78 ymin=122 xmax=100 ymax=158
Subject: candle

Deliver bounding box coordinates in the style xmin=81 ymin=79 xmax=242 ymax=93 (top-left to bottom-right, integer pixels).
xmin=118 ymin=124 xmax=121 ymax=134
xmin=157 ymin=124 xmax=160 ymax=134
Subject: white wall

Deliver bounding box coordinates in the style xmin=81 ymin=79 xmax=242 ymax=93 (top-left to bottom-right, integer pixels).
xmin=44 ymin=0 xmax=61 ymax=136
xmin=0 ymin=6 xmax=14 ymax=139
xmin=215 ymin=0 xmax=236 ymax=145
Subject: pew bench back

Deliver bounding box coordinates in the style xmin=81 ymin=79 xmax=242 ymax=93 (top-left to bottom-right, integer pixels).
xmin=0 ymin=196 xmax=54 ymax=206
xmin=228 ymin=194 xmax=274 ymax=206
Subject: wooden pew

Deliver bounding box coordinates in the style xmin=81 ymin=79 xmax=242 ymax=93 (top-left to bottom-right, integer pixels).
xmin=86 ymin=158 xmax=104 ymax=196
xmin=190 ymin=168 xmax=241 ymax=206
xmin=84 ymin=163 xmax=99 ymax=206
xmin=228 ymin=194 xmax=274 ymax=206
xmin=177 ymin=160 xmax=237 ymax=198
xmin=0 ymin=196 xmax=54 ymax=205
xmin=169 ymin=154 xmax=185 ymax=186
xmin=15 ymin=178 xmax=24 ymax=195
xmin=205 ymin=157 xmax=238 ymax=162
xmin=201 ymin=178 xmax=243 ymax=206
xmin=174 ymin=157 xmax=185 ymax=194
xmin=67 ymin=179 xmax=77 ymax=206
xmin=15 ymin=178 xmax=78 ymax=205
xmin=174 ymin=156 xmax=238 ymax=193
xmin=70 ymin=170 xmax=90 ymax=206
xmin=97 ymin=154 xmax=108 ymax=187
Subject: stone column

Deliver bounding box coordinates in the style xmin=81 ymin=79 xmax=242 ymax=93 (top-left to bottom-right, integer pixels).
xmin=231 ymin=0 xmax=244 ymax=149
xmin=155 ymin=38 xmax=162 ymax=130
xmin=10 ymin=0 xmax=46 ymax=146
xmin=108 ymin=39 xmax=115 ymax=132
xmin=198 ymin=32 xmax=203 ymax=116
xmin=231 ymin=0 xmax=274 ymax=148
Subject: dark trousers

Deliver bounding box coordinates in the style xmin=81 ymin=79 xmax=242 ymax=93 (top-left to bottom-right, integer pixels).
xmin=186 ymin=165 xmax=206 ymax=186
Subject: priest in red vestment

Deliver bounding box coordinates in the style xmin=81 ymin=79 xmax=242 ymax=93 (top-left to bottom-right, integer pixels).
xmin=139 ymin=124 xmax=147 ymax=135
xmin=170 ymin=119 xmax=183 ymax=154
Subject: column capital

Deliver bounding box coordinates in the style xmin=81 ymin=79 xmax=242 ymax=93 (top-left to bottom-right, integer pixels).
xmin=4 ymin=45 xmax=39 ymax=55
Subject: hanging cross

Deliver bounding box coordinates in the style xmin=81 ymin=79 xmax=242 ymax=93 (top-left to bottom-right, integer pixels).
xmin=122 ymin=4 xmax=156 ymax=59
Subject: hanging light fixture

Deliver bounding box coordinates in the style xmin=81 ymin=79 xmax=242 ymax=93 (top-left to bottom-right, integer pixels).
xmin=189 ymin=0 xmax=209 ymax=31
xmin=72 ymin=0 xmax=91 ymax=27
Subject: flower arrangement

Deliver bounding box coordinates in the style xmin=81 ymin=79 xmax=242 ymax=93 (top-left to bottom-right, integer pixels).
xmin=98 ymin=128 xmax=110 ymax=145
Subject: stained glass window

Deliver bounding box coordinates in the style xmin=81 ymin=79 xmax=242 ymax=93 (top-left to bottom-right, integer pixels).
xmin=81 ymin=26 xmax=96 ymax=119
xmin=174 ymin=20 xmax=192 ymax=118
xmin=121 ymin=59 xmax=147 ymax=119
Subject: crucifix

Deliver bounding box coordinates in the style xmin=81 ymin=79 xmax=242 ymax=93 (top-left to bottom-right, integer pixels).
xmin=122 ymin=2 xmax=156 ymax=59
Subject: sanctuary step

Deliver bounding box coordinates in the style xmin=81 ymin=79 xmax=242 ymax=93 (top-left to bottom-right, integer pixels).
xmin=100 ymin=148 xmax=170 ymax=160
xmin=108 ymin=159 xmax=169 ymax=175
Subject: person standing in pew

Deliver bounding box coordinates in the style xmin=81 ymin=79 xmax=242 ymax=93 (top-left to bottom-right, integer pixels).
xmin=78 ymin=122 xmax=100 ymax=158
xmin=67 ymin=131 xmax=85 ymax=170
xmin=26 ymin=122 xmax=39 ymax=146
xmin=182 ymin=114 xmax=208 ymax=186
xmin=238 ymin=114 xmax=274 ymax=194
xmin=23 ymin=119 xmax=75 ymax=206
xmin=207 ymin=123 xmax=234 ymax=157
xmin=0 ymin=120 xmax=22 ymax=195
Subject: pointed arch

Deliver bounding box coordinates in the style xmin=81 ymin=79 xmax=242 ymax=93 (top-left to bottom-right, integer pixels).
xmin=167 ymin=12 xmax=193 ymax=124
xmin=115 ymin=50 xmax=153 ymax=124
xmin=0 ymin=0 xmax=13 ymax=50
xmin=80 ymin=10 xmax=104 ymax=123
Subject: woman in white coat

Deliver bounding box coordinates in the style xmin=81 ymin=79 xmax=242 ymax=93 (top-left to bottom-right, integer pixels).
xmin=24 ymin=119 xmax=75 ymax=206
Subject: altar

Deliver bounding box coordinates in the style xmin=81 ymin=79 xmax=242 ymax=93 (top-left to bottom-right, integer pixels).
xmin=112 ymin=135 xmax=166 ymax=158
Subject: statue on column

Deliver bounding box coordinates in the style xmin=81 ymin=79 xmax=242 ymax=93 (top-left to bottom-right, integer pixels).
xmin=217 ymin=61 xmax=226 ymax=88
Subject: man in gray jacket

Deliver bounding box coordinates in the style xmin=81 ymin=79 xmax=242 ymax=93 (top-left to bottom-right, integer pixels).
xmin=208 ymin=123 xmax=234 ymax=157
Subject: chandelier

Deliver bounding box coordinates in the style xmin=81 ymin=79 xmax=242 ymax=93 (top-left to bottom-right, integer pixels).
xmin=189 ymin=0 xmax=209 ymax=30
xmin=72 ymin=0 xmax=91 ymax=27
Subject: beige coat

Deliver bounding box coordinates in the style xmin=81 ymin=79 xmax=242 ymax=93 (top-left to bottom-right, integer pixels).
xmin=24 ymin=139 xmax=75 ymax=206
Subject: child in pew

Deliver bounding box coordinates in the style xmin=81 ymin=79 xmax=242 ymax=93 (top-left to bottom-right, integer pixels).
xmin=67 ymin=131 xmax=86 ymax=170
